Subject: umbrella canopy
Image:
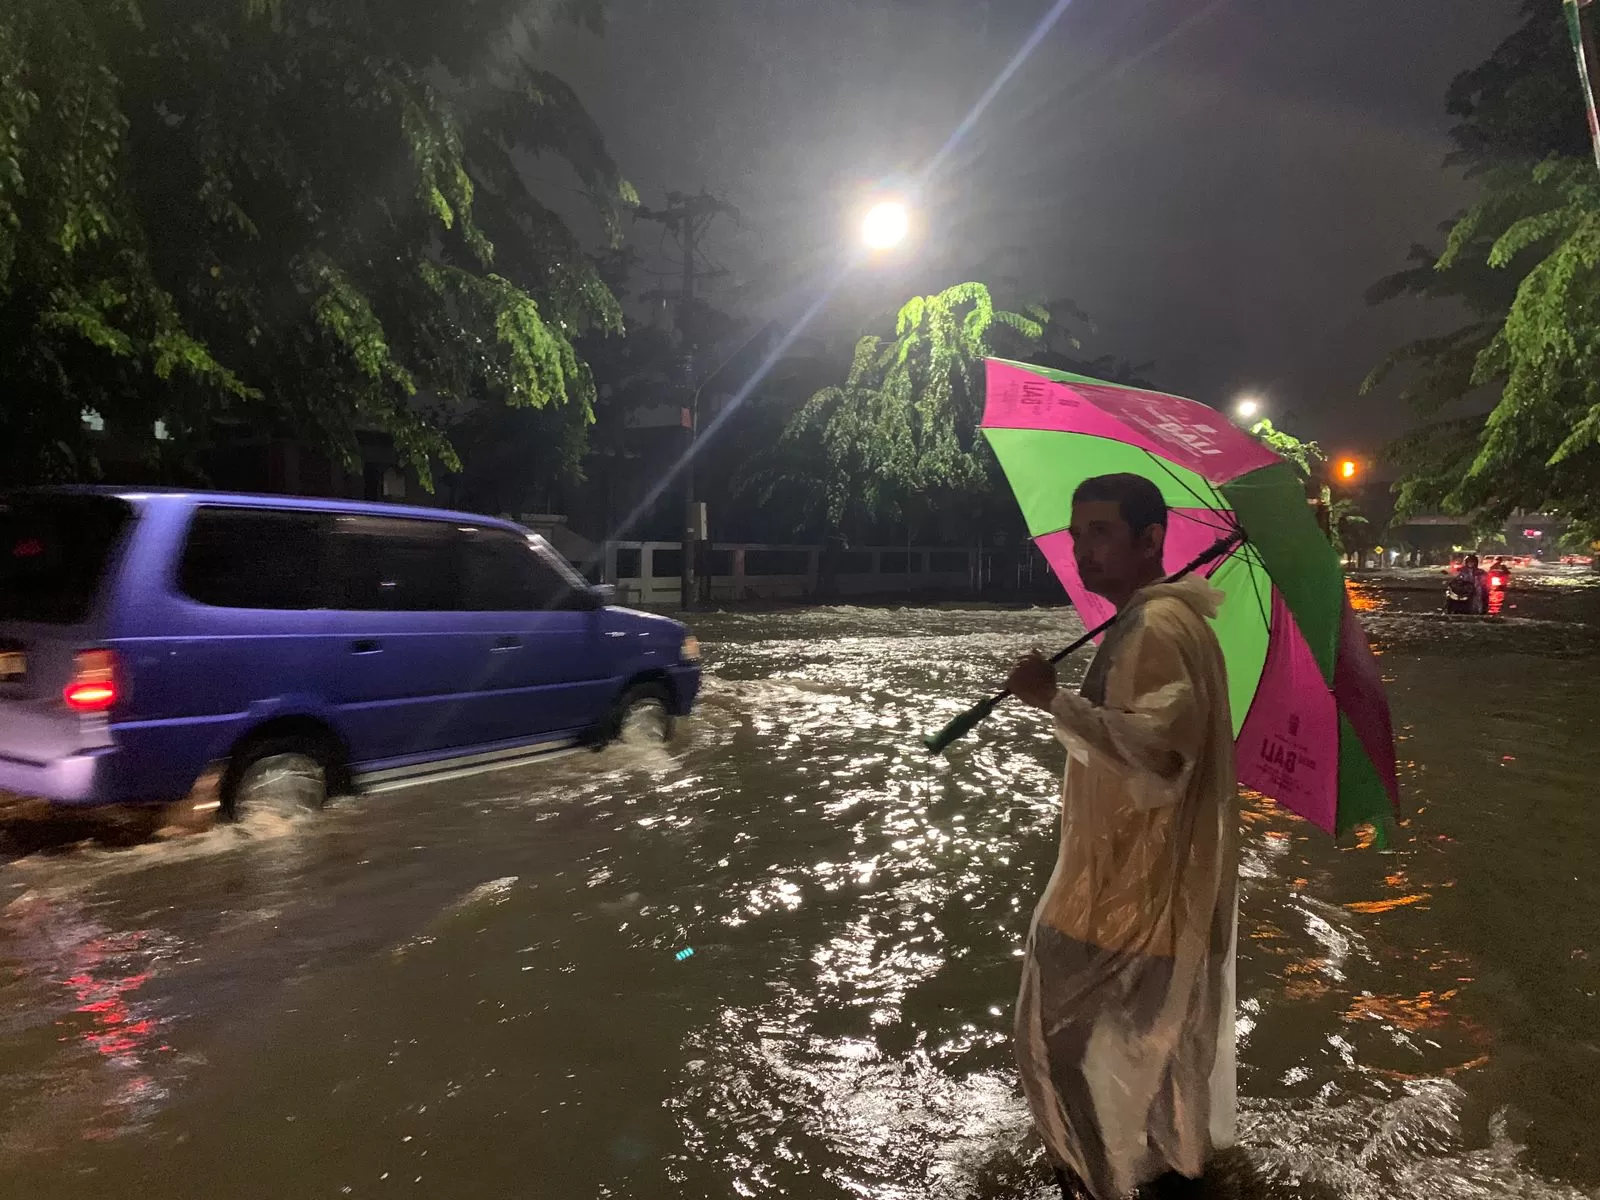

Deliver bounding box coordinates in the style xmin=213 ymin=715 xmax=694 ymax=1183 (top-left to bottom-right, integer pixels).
xmin=982 ymin=357 xmax=1399 ymax=837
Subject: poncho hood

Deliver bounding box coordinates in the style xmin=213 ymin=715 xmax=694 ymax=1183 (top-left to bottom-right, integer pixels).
xmin=1129 ymin=575 xmax=1226 ymax=622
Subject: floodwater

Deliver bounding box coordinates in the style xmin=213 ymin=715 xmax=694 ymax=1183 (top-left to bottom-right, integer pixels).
xmin=1 ymin=572 xmax=1598 ymax=1199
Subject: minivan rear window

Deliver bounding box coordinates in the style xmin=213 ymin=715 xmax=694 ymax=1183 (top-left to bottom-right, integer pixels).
xmin=0 ymin=494 xmax=133 ymax=624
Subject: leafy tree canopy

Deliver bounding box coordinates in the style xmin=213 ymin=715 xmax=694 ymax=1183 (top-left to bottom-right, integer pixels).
xmin=749 ymin=281 xmax=1058 ymax=540
xmin=1248 ymin=417 xmax=1326 ymax=480
xmin=1366 ymin=0 xmax=1600 ymax=535
xmin=0 ymin=0 xmax=632 ymax=486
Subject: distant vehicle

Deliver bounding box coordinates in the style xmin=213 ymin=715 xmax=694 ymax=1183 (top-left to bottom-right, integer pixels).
xmin=1443 ymin=573 xmax=1482 ymax=614
xmin=0 ymin=489 xmax=701 ymax=819
xmin=1445 ymin=557 xmax=1491 ymax=615
xmin=1440 ymin=579 xmax=1472 ymax=614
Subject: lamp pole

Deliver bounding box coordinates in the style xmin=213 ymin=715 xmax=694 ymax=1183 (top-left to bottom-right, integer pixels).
xmin=1563 ymin=0 xmax=1600 ymax=172
xmin=637 ymin=190 xmax=737 ymax=613
xmin=672 ymin=195 xmax=913 ymax=612
xmin=677 ymin=321 xmax=779 ymax=609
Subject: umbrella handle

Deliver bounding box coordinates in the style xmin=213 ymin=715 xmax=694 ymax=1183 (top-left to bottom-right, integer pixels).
xmin=921 ymin=531 xmax=1243 ymax=756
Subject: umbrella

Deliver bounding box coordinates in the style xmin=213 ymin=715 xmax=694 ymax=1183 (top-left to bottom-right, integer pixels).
xmin=929 ymin=357 xmax=1399 ymax=839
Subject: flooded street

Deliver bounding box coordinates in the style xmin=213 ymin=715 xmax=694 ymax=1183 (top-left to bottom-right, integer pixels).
xmin=1 ymin=576 xmax=1598 ymax=1199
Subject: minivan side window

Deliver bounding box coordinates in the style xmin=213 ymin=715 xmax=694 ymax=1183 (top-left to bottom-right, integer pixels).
xmin=461 ymin=530 xmax=585 ymax=611
xmin=328 ymin=516 xmax=460 ymax=611
xmin=179 ymin=507 xmax=329 ymax=609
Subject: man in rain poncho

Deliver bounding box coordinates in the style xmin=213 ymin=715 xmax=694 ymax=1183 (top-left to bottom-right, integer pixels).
xmin=1005 ymin=473 xmax=1238 ymax=1199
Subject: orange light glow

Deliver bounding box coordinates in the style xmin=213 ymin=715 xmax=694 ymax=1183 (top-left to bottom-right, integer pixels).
xmin=1344 ymin=892 xmax=1432 ymax=914
xmin=1339 ymin=459 xmax=1357 ymax=480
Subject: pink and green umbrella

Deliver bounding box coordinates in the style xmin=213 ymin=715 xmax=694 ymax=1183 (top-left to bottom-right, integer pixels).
xmin=978 ymin=357 xmax=1398 ymax=838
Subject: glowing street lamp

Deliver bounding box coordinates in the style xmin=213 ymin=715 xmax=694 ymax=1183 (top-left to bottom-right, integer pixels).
xmin=1234 ymin=397 xmax=1261 ymax=422
xmin=1338 ymin=458 xmax=1358 ymax=481
xmin=860 ymin=199 xmax=910 ymax=251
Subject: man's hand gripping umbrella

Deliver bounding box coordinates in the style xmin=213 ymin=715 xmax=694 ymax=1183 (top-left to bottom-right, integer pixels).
xmin=921 ymin=530 xmax=1244 ymax=756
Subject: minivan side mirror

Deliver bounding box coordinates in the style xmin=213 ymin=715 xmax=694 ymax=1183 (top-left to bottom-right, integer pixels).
xmin=589 ymin=583 xmax=616 ymax=609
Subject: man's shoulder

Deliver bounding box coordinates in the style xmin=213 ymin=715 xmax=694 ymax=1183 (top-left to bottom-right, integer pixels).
xmin=1138 ymin=591 xmax=1219 ymax=637
xmin=1130 ymin=593 xmax=1227 ymax=672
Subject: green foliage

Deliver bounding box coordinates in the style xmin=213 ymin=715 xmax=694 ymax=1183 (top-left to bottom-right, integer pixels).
xmin=1327 ymin=497 xmax=1370 ymax=559
xmin=1366 ymin=0 xmax=1600 ymax=536
xmin=0 ymin=0 xmax=627 ymax=486
xmin=1247 ymin=418 xmax=1325 ymax=480
xmin=755 ymin=282 xmax=1049 ymax=539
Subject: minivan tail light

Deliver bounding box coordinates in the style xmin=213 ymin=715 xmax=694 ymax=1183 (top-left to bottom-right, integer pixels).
xmin=64 ymin=649 xmax=118 ymax=713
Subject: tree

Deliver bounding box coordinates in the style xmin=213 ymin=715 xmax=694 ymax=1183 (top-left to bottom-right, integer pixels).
xmin=0 ymin=0 xmax=631 ymax=486
xmin=748 ymin=282 xmax=1051 ymax=542
xmin=1365 ymin=0 xmax=1600 ymax=535
xmin=1248 ymin=418 xmax=1326 ymax=479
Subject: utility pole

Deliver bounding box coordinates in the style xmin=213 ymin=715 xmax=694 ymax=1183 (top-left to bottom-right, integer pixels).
xmin=1563 ymin=0 xmax=1600 ymax=173
xmin=636 ymin=190 xmax=736 ymax=611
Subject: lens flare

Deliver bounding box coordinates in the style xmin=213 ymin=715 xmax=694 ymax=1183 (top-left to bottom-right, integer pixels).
xmin=860 ymin=201 xmax=909 ymax=251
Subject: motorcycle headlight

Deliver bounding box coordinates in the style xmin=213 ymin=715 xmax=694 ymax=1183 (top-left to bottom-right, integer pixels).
xmin=680 ymin=634 xmax=701 ymax=664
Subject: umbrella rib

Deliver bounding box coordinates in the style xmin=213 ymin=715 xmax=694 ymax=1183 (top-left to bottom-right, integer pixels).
xmin=1237 ymin=541 xmax=1273 ymax=636
xmin=1134 ymin=447 xmax=1237 ymax=536
xmin=1136 ymin=444 xmax=1268 ymax=628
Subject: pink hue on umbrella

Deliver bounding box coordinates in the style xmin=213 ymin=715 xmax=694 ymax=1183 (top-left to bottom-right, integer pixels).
xmin=983 ymin=364 xmax=1280 ymax=485
xmin=1235 ymin=590 xmax=1342 ymax=832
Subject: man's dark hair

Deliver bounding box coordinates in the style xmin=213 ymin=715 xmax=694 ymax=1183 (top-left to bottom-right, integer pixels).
xmin=1072 ymin=473 xmax=1169 ymax=535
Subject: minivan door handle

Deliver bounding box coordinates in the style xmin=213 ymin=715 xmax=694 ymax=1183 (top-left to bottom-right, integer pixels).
xmin=491 ymin=635 xmax=522 ymax=652
xmin=350 ymin=639 xmax=383 ymax=655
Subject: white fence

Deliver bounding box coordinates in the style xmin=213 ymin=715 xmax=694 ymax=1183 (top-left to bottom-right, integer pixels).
xmin=600 ymin=542 xmax=984 ymax=607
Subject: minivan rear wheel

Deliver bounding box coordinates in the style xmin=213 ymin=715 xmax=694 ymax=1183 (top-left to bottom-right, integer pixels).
xmin=221 ymin=734 xmax=337 ymax=822
xmin=611 ymin=682 xmax=676 ymax=747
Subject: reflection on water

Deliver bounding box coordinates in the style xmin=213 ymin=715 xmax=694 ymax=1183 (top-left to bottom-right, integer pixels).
xmin=0 ymin=892 xmax=182 ymax=1152
xmin=0 ymin=582 xmax=1596 ymax=1198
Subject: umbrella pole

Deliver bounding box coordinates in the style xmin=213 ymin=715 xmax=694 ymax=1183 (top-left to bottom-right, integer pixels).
xmin=922 ymin=531 xmax=1243 ymax=755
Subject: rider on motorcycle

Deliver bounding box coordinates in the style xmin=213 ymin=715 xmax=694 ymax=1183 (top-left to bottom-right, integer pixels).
xmin=1446 ymin=555 xmax=1490 ymax=614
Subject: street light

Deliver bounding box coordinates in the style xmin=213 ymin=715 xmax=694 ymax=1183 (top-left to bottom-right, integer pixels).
xmin=1338 ymin=458 xmax=1358 ymax=481
xmin=1234 ymin=397 xmax=1261 ymax=422
xmin=860 ymin=199 xmax=910 ymax=251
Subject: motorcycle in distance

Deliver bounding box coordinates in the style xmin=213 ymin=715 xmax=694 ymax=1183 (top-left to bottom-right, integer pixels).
xmin=1444 ymin=556 xmax=1491 ymax=615
xmin=1444 ymin=573 xmax=1482 ymax=614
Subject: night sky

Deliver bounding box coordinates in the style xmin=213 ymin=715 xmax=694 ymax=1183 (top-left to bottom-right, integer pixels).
xmin=551 ymin=0 xmax=1519 ymax=456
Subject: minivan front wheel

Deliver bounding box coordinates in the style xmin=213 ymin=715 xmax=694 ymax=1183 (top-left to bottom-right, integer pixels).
xmin=611 ymin=682 xmax=676 ymax=747
xmin=221 ymin=734 xmax=337 ymax=822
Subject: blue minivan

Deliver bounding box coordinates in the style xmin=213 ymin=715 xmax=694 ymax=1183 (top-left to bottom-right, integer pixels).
xmin=0 ymin=488 xmax=701 ymax=819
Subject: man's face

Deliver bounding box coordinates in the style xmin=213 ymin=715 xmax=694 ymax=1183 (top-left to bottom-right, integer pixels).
xmin=1069 ymin=499 xmax=1164 ymax=600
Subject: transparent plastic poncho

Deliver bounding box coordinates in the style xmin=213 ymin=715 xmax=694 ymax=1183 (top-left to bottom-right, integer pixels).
xmin=1015 ymin=577 xmax=1239 ymax=1198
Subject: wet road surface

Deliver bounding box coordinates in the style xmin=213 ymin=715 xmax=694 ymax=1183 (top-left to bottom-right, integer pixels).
xmin=1 ymin=571 xmax=1598 ymax=1199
